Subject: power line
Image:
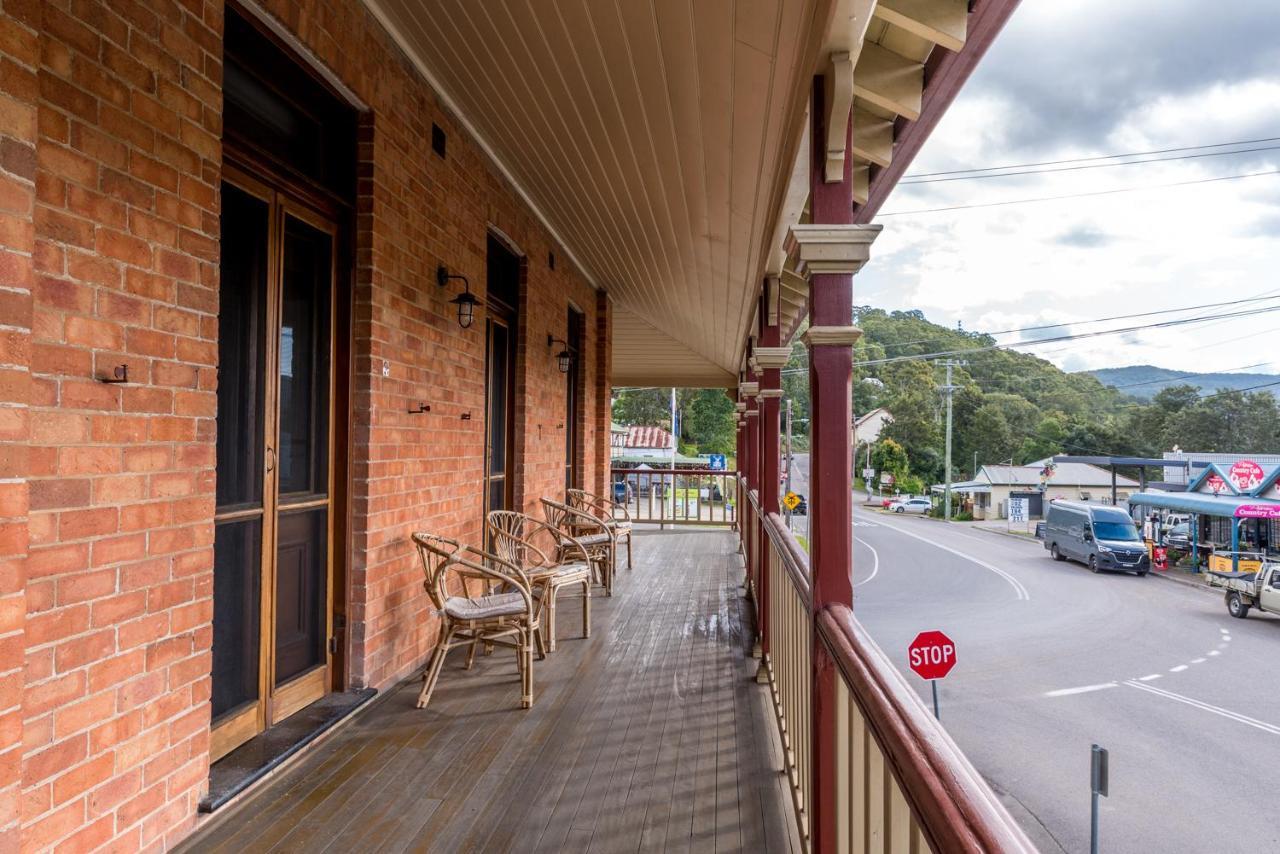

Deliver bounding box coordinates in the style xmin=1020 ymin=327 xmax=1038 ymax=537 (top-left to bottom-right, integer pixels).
xmin=854 ymin=303 xmax=1280 ymax=368
xmin=877 ymin=169 xmax=1280 ymax=217
xmin=900 ymin=144 xmax=1280 ymax=185
xmin=863 ymin=293 xmax=1280 ymax=353
xmin=903 ymin=136 xmax=1280 ymax=179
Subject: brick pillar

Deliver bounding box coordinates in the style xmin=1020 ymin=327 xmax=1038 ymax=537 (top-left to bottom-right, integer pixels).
xmin=0 ymin=0 xmax=38 ymax=843
xmin=797 ymin=74 xmax=882 ymax=854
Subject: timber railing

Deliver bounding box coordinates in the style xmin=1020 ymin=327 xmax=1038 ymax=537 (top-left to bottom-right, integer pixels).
xmin=610 ymin=467 xmax=738 ymax=528
xmin=746 ymin=480 xmax=1036 ymax=853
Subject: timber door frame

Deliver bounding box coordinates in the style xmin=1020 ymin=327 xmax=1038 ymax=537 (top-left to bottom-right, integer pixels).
xmin=211 ymin=161 xmax=348 ymax=763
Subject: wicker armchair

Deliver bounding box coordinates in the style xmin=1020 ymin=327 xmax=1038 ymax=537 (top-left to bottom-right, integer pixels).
xmin=411 ymin=533 xmax=543 ymax=710
xmin=487 ymin=511 xmax=592 ymax=652
xmin=541 ymin=498 xmax=617 ymax=597
xmin=567 ymin=488 xmax=633 ymax=571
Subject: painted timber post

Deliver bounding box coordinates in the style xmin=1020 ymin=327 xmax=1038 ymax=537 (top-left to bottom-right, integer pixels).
xmin=756 ymin=280 xmax=788 ymax=670
xmin=796 ymin=72 xmax=882 ymax=853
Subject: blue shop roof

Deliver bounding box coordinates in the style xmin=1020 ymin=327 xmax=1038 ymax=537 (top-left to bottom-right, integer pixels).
xmin=1128 ymin=491 xmax=1280 ymax=517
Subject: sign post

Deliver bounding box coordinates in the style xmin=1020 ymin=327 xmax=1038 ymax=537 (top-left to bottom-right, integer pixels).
xmin=1090 ymin=743 xmax=1108 ymax=854
xmin=908 ymin=630 xmax=956 ymax=719
xmin=1008 ymin=496 xmax=1029 ymax=533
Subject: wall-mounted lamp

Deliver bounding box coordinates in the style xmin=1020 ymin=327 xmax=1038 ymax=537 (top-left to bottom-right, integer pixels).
xmin=546 ymin=335 xmax=572 ymax=373
xmin=437 ymin=265 xmax=481 ymax=328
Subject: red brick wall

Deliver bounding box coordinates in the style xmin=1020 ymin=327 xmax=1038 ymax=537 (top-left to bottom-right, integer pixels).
xmin=6 ymin=0 xmax=610 ymax=849
xmin=21 ymin=0 xmax=223 ymax=848
xmin=0 ymin=1 xmax=39 ymax=849
xmin=250 ymin=0 xmax=605 ymax=690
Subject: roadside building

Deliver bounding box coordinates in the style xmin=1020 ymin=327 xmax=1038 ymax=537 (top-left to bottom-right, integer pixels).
xmin=854 ymin=407 xmax=892 ymax=447
xmin=1132 ymin=459 xmax=1280 ymax=572
xmin=1162 ymin=450 xmax=1280 ymax=485
xmin=955 ymin=459 xmax=1140 ymax=520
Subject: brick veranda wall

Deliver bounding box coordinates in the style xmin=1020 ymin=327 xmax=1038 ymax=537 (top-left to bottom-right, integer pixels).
xmin=0 ymin=0 xmax=611 ymax=849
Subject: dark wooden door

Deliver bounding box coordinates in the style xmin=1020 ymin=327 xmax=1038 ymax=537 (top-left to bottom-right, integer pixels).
xmin=211 ymin=172 xmax=337 ymax=761
xmin=484 ymin=237 xmax=520 ymax=523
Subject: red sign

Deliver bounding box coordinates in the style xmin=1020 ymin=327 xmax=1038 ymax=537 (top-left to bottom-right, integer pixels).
xmin=1229 ymin=460 xmax=1265 ymax=491
xmin=1235 ymin=504 xmax=1280 ymax=519
xmin=908 ymin=630 xmax=957 ymax=680
xmin=1205 ymin=473 xmax=1227 ymax=494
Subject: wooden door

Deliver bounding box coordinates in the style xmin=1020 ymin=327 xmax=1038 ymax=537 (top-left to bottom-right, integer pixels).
xmin=211 ymin=171 xmax=338 ymax=761
xmin=483 ymin=236 xmax=520 ymax=523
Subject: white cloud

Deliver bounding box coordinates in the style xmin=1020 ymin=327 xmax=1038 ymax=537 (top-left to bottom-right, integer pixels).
xmin=860 ymin=23 xmax=1280 ymax=377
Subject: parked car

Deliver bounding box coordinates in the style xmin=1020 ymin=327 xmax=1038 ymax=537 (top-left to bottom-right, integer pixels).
xmin=791 ymin=494 xmax=807 ymax=516
xmin=889 ymin=497 xmax=932 ymax=515
xmin=1166 ymin=522 xmax=1190 ymax=550
xmin=1043 ymin=500 xmax=1149 ymax=575
xmin=612 ymin=480 xmax=633 ymax=503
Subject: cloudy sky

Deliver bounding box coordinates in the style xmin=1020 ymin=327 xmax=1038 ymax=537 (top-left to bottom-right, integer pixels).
xmin=858 ymin=0 xmax=1280 ymax=376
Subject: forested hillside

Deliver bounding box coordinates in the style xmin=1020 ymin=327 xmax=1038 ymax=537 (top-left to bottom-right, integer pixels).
xmin=613 ymin=307 xmax=1280 ymax=485
xmin=1085 ymin=365 xmax=1280 ymax=400
xmin=794 ymin=308 xmax=1280 ymax=485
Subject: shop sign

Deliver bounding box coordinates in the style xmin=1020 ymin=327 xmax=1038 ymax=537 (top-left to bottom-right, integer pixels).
xmin=1228 ymin=459 xmax=1265 ymax=491
xmin=1204 ymin=472 xmax=1227 ymax=494
xmin=1234 ymin=504 xmax=1280 ymax=519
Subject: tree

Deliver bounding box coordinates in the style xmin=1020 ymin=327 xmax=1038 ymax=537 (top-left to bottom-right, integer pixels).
xmin=872 ymin=438 xmax=910 ymax=483
xmin=612 ymin=388 xmax=671 ymax=427
xmin=681 ymin=388 xmax=735 ymax=455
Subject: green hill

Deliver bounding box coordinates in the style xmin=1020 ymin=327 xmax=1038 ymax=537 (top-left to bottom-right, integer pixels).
xmin=780 ymin=307 xmax=1280 ymax=485
xmin=1084 ymin=365 xmax=1280 ymax=400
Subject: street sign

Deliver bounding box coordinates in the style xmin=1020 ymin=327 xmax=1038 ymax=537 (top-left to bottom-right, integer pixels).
xmin=880 ymin=472 xmax=895 ymax=485
xmin=862 ymin=467 xmax=875 ymax=479
xmin=1008 ymin=497 xmax=1028 ymax=524
xmin=908 ymin=630 xmax=956 ymax=680
xmin=707 ymin=453 xmax=726 ymax=471
xmin=783 ymin=491 xmax=801 ymax=511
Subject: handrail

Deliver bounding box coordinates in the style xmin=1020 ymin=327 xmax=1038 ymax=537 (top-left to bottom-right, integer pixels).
xmin=817 ymin=604 xmax=1037 ymax=853
xmin=610 ymin=466 xmax=729 ymax=475
xmin=764 ymin=511 xmax=810 ymax=608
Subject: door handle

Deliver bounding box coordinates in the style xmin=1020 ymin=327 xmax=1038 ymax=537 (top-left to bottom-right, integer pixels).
xmin=266 ymin=446 xmax=276 ymax=473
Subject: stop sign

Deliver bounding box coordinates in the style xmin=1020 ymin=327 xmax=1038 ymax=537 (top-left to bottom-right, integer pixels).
xmin=908 ymin=630 xmax=956 ymax=680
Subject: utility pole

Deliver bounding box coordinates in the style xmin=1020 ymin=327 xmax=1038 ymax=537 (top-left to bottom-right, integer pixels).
xmin=936 ymin=359 xmax=967 ymax=522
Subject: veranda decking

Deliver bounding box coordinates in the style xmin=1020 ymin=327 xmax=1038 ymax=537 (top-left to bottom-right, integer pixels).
xmin=183 ymin=528 xmax=800 ymax=853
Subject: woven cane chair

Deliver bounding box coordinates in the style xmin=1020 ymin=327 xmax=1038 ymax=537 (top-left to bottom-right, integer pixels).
xmin=411 ymin=533 xmax=543 ymax=710
xmin=487 ymin=511 xmax=592 ymax=652
xmin=567 ymin=488 xmax=633 ymax=571
xmin=541 ymin=498 xmax=617 ymax=597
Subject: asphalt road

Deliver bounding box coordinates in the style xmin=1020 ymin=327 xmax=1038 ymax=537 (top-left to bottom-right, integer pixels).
xmin=851 ymin=505 xmax=1280 ymax=854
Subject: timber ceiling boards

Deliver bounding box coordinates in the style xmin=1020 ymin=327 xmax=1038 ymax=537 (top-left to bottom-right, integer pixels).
xmin=366 ymin=0 xmax=828 ymax=380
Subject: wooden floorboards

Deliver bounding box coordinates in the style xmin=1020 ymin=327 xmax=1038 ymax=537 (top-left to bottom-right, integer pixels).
xmin=183 ymin=528 xmax=800 ymax=854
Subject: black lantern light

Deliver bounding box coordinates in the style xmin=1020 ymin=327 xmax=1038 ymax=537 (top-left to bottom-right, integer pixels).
xmin=547 ymin=335 xmax=572 ymax=373
xmin=436 ymin=265 xmax=480 ymax=329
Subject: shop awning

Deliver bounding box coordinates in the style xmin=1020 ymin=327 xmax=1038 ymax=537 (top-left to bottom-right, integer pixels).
xmin=1128 ymin=491 xmax=1280 ymax=517
xmin=931 ymin=480 xmax=991 ymax=494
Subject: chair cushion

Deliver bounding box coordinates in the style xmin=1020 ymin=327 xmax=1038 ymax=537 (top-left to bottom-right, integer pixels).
xmin=606 ymin=518 xmax=632 ymax=530
xmin=530 ymin=562 xmax=592 ymax=586
xmin=443 ymin=592 xmax=527 ymax=620
xmin=574 ymin=532 xmax=612 ymax=546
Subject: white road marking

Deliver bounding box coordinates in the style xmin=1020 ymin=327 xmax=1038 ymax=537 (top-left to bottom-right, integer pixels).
xmin=1124 ymin=681 xmax=1280 ymax=735
xmin=855 ymin=538 xmax=880 ymax=588
xmin=1044 ymin=683 xmax=1117 ymax=697
xmin=1191 ymin=658 xmax=1207 ymax=664
xmin=1170 ymin=665 xmax=1188 ymax=672
xmin=1223 ymin=636 xmax=1232 ymax=642
xmin=870 ymin=517 xmax=1031 ymax=600
xmin=1208 ymin=650 xmax=1221 ymax=656
xmin=1138 ymin=674 xmax=1162 ymax=681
